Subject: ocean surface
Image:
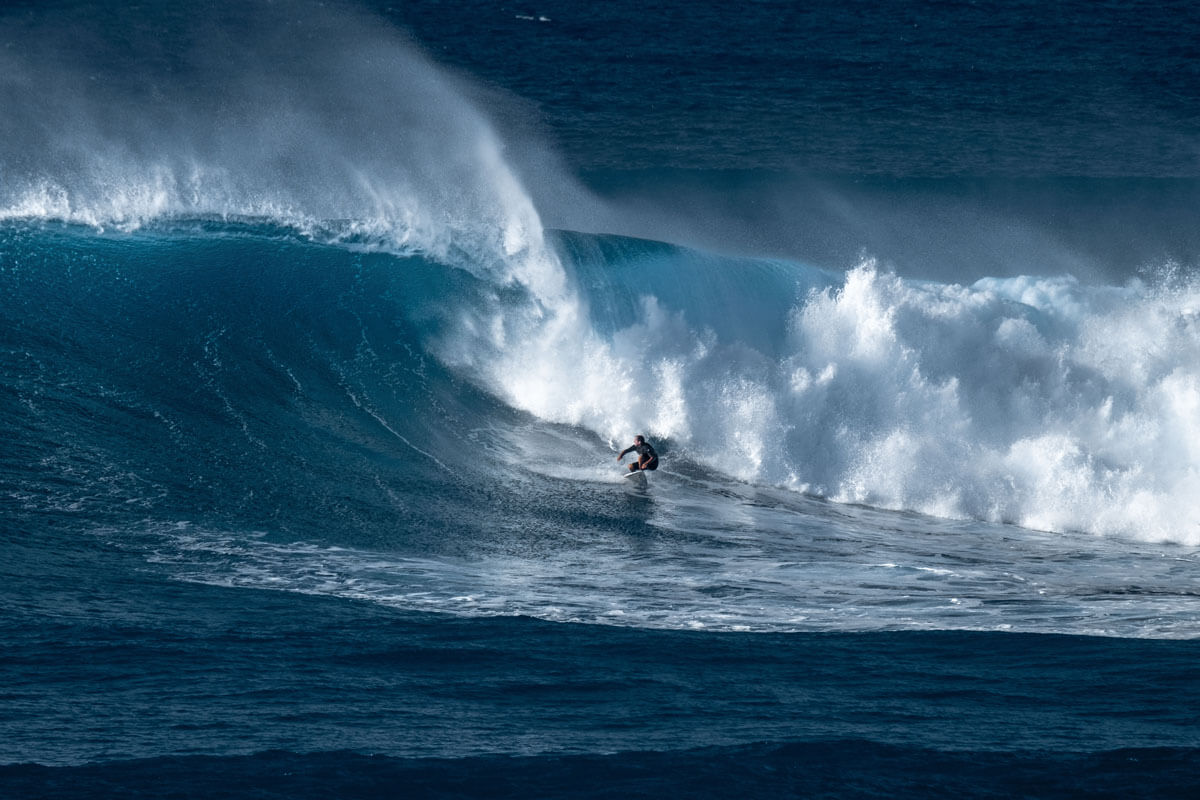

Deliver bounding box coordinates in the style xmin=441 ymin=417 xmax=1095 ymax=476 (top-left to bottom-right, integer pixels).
xmin=3 ymin=1 xmax=1200 ymax=797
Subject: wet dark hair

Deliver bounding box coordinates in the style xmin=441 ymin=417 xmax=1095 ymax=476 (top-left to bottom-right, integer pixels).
xmin=634 ymin=435 xmax=645 ymax=443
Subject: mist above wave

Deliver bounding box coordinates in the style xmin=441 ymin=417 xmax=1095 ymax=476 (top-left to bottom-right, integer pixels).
xmin=0 ymin=0 xmax=568 ymax=302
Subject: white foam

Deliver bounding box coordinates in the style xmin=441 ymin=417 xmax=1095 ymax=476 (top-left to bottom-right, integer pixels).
xmin=462 ymin=254 xmax=1200 ymax=544
xmin=129 ymin=503 xmax=1200 ymax=640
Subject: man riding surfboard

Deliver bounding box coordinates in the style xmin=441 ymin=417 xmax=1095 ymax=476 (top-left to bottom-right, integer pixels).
xmin=618 ymin=435 xmax=659 ymax=472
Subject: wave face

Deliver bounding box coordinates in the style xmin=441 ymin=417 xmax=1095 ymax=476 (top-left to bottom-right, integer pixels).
xmin=8 ymin=220 xmax=1200 ymax=543
xmin=2 ymin=224 xmax=493 ymax=534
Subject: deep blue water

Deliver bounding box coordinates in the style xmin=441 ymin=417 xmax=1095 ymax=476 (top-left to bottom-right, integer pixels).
xmin=3 ymin=1 xmax=1200 ymax=797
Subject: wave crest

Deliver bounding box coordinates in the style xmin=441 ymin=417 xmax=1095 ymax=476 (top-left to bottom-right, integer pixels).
xmin=0 ymin=0 xmax=565 ymax=301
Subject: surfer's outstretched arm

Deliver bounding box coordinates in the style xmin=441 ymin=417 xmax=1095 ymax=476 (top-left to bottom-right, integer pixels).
xmin=617 ymin=446 xmax=634 ymax=461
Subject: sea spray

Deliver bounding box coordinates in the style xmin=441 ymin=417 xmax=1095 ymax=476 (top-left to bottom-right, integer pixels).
xmin=0 ymin=0 xmax=566 ymax=302
xmin=467 ymin=240 xmax=1200 ymax=543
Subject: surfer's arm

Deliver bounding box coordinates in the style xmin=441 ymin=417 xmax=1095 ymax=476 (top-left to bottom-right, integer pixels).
xmin=617 ymin=445 xmax=633 ymax=461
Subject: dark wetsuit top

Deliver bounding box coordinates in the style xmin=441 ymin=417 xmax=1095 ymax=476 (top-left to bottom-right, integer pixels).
xmin=632 ymin=441 xmax=658 ymax=468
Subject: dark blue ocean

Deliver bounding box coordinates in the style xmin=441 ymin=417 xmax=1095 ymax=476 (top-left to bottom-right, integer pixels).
xmin=4 ymin=1 xmax=1200 ymax=797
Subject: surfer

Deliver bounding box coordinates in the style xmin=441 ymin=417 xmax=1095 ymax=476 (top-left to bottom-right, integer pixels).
xmin=617 ymin=435 xmax=659 ymax=472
